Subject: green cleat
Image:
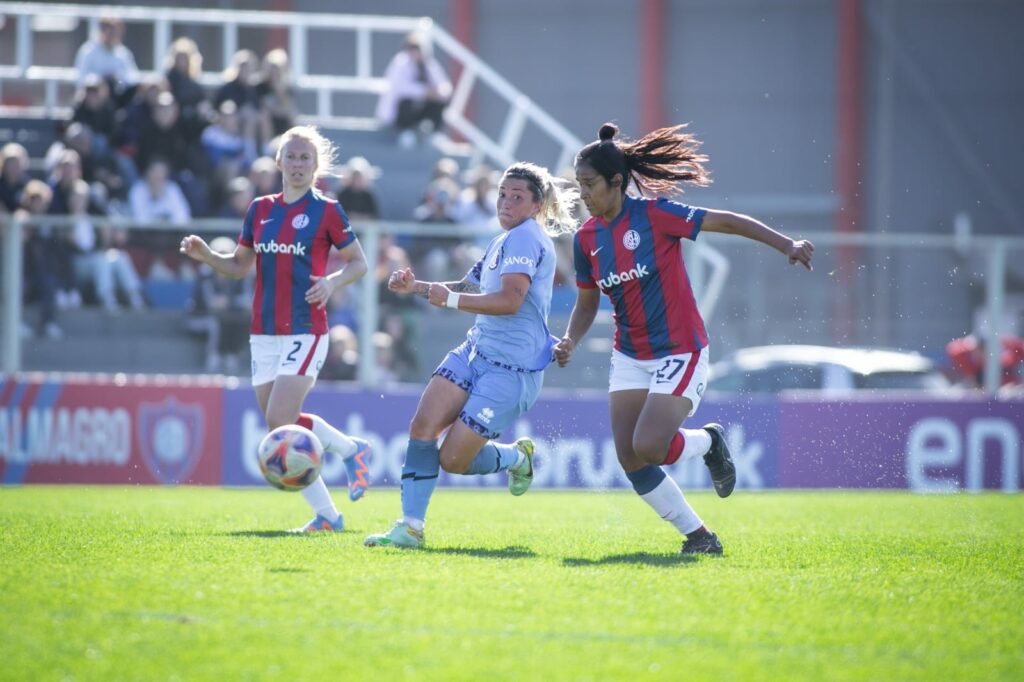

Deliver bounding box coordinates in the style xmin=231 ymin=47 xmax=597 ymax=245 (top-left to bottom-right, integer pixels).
xmin=507 ymin=437 xmax=535 ymax=496
xmin=364 ymin=520 xmax=425 ymax=549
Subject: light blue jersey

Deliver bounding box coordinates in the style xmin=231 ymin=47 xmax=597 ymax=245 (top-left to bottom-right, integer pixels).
xmin=464 ymin=218 xmax=557 ymax=371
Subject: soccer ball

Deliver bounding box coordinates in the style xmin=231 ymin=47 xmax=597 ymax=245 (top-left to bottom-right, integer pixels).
xmin=256 ymin=425 xmax=324 ymax=491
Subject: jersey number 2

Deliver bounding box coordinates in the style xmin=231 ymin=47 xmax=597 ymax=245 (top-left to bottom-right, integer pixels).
xmin=286 ymin=341 xmax=302 ymax=363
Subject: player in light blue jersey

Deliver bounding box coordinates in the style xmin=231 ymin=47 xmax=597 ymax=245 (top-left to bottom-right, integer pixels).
xmin=365 ymin=162 xmax=579 ymax=549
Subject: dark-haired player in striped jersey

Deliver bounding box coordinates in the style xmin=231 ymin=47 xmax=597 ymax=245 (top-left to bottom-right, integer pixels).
xmin=555 ymin=122 xmax=814 ymax=555
xmin=180 ymin=125 xmax=372 ymax=532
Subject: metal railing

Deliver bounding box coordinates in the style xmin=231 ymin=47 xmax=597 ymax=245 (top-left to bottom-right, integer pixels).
xmin=0 ymin=215 xmax=489 ymax=386
xmin=0 ymin=2 xmax=583 ymax=168
xmin=3 ymin=215 xmax=1023 ymax=393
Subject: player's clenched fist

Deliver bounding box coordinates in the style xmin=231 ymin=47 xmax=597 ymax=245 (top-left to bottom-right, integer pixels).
xmin=388 ymin=267 xmax=416 ymax=293
xmin=786 ymin=239 xmax=814 ymax=271
xmin=179 ymin=235 xmax=210 ymax=262
xmin=427 ymin=282 xmax=451 ymax=308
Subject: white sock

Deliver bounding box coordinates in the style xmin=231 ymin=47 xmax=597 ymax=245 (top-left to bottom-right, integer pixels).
xmin=300 ymin=476 xmax=340 ymax=522
xmin=639 ymin=476 xmax=703 ymax=535
xmin=679 ymin=428 xmax=713 ymax=461
xmin=402 ymin=516 xmax=424 ymax=531
xmin=302 ymin=413 xmax=357 ymax=458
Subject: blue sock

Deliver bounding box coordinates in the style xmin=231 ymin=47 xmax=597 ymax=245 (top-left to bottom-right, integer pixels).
xmin=625 ymin=465 xmax=666 ymax=495
xmin=401 ymin=439 xmax=440 ymax=522
xmin=462 ymin=441 xmax=520 ymax=475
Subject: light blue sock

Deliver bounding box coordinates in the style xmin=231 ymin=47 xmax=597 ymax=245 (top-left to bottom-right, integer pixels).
xmin=462 ymin=441 xmax=520 ymax=475
xmin=401 ymin=439 xmax=440 ymax=522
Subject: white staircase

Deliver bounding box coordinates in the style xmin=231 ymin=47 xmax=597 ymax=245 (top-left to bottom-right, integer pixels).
xmin=0 ymin=3 xmax=582 ymax=171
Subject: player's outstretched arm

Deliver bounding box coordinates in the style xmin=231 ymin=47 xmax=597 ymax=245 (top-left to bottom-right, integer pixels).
xmin=179 ymin=235 xmax=256 ymax=279
xmin=398 ymin=272 xmax=482 ymax=299
xmin=554 ymin=287 xmax=601 ymax=367
xmin=426 ymin=273 xmax=528 ymax=315
xmin=700 ymin=209 xmax=814 ymax=271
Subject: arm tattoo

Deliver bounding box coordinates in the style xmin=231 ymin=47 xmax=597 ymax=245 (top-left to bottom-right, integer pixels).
xmin=449 ymin=278 xmax=481 ymax=295
xmin=413 ymin=281 xmax=430 ymax=299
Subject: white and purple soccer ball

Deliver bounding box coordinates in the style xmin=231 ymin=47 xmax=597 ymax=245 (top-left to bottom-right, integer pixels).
xmin=256 ymin=425 xmax=324 ymax=491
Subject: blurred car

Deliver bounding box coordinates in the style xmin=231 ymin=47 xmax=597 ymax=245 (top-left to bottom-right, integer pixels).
xmin=707 ymin=345 xmax=952 ymax=395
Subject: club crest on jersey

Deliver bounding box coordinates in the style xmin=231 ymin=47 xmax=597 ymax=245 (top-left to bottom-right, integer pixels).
xmin=292 ymin=214 xmax=310 ymax=230
xmin=488 ymin=247 xmax=502 ymax=270
xmin=623 ymin=229 xmax=641 ymax=251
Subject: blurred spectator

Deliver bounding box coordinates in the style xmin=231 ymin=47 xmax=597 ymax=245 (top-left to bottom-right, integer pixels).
xmin=373 ymin=331 xmax=400 ymax=385
xmin=325 ymin=263 xmax=360 ymax=334
xmin=320 ymin=323 xmax=359 ymax=381
xmin=202 ymin=101 xmax=253 ymax=169
xmin=376 ymin=33 xmax=452 ymax=148
xmin=335 ymin=156 xmax=381 ymax=221
xmin=256 ymin=49 xmax=298 ymax=144
xmin=136 ymin=92 xmax=208 ymax=215
xmin=215 ymin=50 xmax=261 ymax=137
xmin=219 ymin=176 xmax=256 ymax=219
xmin=431 ymin=157 xmax=460 ymax=185
xmin=18 ymin=181 xmax=73 ymax=338
xmin=249 ymin=156 xmax=281 ymax=197
xmin=454 ymin=165 xmax=500 ymax=268
xmin=72 ymin=75 xmax=118 ymax=153
xmin=413 ymin=177 xmax=458 ymax=224
xmin=202 ymin=101 xmax=256 ymax=212
xmin=0 ymin=143 xmax=30 ymax=212
xmin=411 ymin=177 xmax=462 ymax=282
xmin=376 ymin=232 xmax=419 ymax=381
xmin=215 ymin=49 xmax=260 ymax=108
xmin=57 ymin=122 xmax=131 ymax=203
xmin=455 ymin=164 xmax=499 ymax=234
xmin=66 ymin=179 xmax=145 ymax=313
xmin=117 ymin=74 xmax=171 ymax=154
xmin=186 ymin=235 xmax=253 ymax=373
xmin=128 ymin=158 xmax=192 ymax=224
xmin=165 ymin=37 xmax=212 ymax=130
xmin=946 ymin=334 xmax=1024 ymax=388
xmin=73 ymin=16 xmax=139 ymax=103
xmin=46 ymin=149 xmax=105 ymax=216
xmin=135 ymin=92 xmax=204 ymax=176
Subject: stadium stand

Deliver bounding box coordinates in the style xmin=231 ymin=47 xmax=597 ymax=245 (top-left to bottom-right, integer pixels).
xmin=1 ymin=5 xmax=583 ymax=384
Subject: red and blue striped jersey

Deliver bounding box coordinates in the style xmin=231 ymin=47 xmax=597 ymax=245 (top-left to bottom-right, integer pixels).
xmin=574 ymin=196 xmax=708 ymax=360
xmin=238 ymin=189 xmax=355 ymax=335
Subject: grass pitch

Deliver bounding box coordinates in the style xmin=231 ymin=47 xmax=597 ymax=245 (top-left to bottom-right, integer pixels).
xmin=1 ymin=487 xmax=1021 ymax=681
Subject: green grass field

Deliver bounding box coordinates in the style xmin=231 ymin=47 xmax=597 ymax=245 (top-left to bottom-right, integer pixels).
xmin=1 ymin=487 xmax=1021 ymax=681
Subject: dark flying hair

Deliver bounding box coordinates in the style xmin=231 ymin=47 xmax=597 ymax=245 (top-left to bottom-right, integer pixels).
xmin=575 ymin=122 xmax=712 ymax=196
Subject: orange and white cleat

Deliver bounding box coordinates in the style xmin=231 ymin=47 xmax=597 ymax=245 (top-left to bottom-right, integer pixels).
xmin=343 ymin=437 xmax=372 ymax=501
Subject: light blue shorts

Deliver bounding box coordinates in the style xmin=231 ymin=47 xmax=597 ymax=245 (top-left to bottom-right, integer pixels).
xmin=433 ymin=341 xmax=544 ymax=440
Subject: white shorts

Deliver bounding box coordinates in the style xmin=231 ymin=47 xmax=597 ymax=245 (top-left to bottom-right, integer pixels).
xmin=608 ymin=347 xmax=710 ymax=416
xmin=250 ymin=334 xmax=328 ymax=386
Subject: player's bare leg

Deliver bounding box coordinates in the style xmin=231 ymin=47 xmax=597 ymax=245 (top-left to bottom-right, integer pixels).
xmin=636 ymin=394 xmax=735 ymax=498
xmin=612 ymin=390 xmax=721 ymax=554
xmin=439 ymin=421 xmax=535 ymax=495
xmin=259 ymin=376 xmax=346 ymax=532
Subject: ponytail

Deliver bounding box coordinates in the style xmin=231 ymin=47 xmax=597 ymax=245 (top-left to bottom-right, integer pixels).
xmin=576 ymin=122 xmax=712 ymax=196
